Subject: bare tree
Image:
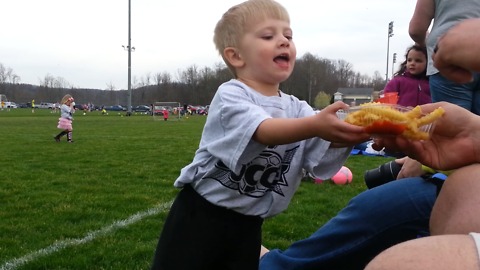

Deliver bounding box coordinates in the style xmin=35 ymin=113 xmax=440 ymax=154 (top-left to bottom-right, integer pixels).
xmin=11 ymin=74 xmax=20 ymax=84
xmin=335 ymin=59 xmax=354 ymax=87
xmin=214 ymin=62 xmax=232 ymax=83
xmin=132 ymin=75 xmax=140 ymax=89
xmin=143 ymin=72 xmax=151 ymax=86
xmin=0 ymin=63 xmax=6 ymax=84
xmin=53 ymin=76 xmax=71 ymax=89
xmin=39 ymin=74 xmax=56 ymax=88
xmin=0 ymin=63 xmax=20 ymax=85
xmin=179 ymin=65 xmax=200 ymax=104
xmin=372 ymin=71 xmax=387 ymax=91
xmin=154 ymin=72 xmax=172 ymax=85
xmin=106 ymin=82 xmax=117 ymax=91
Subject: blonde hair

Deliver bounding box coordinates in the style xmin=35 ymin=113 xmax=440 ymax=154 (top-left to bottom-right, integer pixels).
xmin=61 ymin=94 xmax=74 ymax=104
xmin=213 ymin=0 xmax=290 ymax=77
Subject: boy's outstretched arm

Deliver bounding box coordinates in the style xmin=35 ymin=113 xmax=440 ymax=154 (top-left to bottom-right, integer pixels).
xmin=252 ymin=102 xmax=370 ymax=146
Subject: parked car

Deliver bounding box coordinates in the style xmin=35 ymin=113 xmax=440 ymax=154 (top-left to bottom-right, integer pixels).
xmin=153 ymin=105 xmax=165 ymax=115
xmin=187 ymin=105 xmax=199 ymax=114
xmin=74 ymin=103 xmax=86 ymax=110
xmin=37 ymin=102 xmax=55 ymax=109
xmin=132 ymin=105 xmax=151 ymax=113
xmin=5 ymin=102 xmax=18 ymax=108
xmin=104 ymin=105 xmax=126 ymax=111
xmin=26 ymin=102 xmax=38 ymax=108
xmin=197 ymin=106 xmax=208 ymax=115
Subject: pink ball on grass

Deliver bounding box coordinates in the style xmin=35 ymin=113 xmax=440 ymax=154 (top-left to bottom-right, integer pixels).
xmin=331 ymin=166 xmax=353 ymax=185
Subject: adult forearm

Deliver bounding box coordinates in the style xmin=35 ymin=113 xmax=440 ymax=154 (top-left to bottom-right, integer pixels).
xmin=434 ymin=19 xmax=480 ymax=73
xmin=408 ymin=21 xmax=428 ymax=46
xmin=408 ymin=0 xmax=434 ymax=46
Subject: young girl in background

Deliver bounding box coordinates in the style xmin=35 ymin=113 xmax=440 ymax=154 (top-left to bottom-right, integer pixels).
xmin=384 ymin=44 xmax=431 ymax=107
xmin=54 ymin=94 xmax=75 ymax=143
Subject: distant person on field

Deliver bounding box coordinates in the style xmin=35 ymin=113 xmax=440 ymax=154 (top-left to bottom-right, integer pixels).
xmin=54 ymin=94 xmax=75 ymax=143
xmin=383 ymin=44 xmax=431 ymax=107
xmin=149 ymin=1 xmax=370 ymax=269
xmin=163 ymin=108 xmax=169 ymax=121
xmin=31 ymin=99 xmax=35 ymax=113
xmin=182 ymin=103 xmax=187 ymax=117
xmin=101 ymin=105 xmax=107 ymax=115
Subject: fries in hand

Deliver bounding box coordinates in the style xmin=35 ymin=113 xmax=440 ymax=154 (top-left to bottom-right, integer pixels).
xmin=341 ymin=103 xmax=445 ymax=140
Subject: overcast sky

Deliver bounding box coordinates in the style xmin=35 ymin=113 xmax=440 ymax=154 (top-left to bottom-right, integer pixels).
xmin=0 ymin=0 xmax=420 ymax=90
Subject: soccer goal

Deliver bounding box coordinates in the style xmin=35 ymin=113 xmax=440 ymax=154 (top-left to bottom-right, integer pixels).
xmin=152 ymin=101 xmax=182 ymax=121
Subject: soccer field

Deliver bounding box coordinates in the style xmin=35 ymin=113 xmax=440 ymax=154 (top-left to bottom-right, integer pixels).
xmin=0 ymin=109 xmax=390 ymax=269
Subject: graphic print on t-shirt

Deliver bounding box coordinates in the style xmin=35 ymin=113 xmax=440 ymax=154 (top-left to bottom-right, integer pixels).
xmin=204 ymin=145 xmax=299 ymax=198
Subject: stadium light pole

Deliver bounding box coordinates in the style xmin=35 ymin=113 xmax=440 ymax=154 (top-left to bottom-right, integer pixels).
xmin=391 ymin=52 xmax=397 ymax=78
xmin=123 ymin=0 xmax=134 ymax=116
xmin=386 ymin=21 xmax=394 ymax=83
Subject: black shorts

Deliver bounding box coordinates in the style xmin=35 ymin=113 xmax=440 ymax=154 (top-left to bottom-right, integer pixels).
xmin=151 ymin=184 xmax=264 ymax=270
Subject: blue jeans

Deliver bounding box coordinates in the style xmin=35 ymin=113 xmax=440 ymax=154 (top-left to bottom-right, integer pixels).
xmin=259 ymin=177 xmax=438 ymax=270
xmin=429 ymin=72 xmax=480 ymax=115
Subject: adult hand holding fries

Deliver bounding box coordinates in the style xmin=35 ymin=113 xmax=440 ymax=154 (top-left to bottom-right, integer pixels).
xmin=372 ymin=102 xmax=480 ymax=171
xmin=344 ymin=102 xmax=444 ymax=140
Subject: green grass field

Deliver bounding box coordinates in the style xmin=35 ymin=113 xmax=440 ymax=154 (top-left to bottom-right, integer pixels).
xmin=0 ymin=108 xmax=392 ymax=269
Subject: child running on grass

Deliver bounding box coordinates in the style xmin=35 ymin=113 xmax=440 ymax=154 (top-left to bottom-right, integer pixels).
xmin=54 ymin=94 xmax=75 ymax=143
xmin=150 ymin=1 xmax=369 ymax=269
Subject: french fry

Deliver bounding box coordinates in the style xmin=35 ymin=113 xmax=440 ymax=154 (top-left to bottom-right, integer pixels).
xmin=344 ymin=103 xmax=445 ymax=140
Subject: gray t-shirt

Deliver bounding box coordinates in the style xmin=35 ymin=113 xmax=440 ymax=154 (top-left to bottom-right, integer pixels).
xmin=427 ymin=0 xmax=480 ymax=76
xmin=174 ymin=79 xmax=351 ymax=218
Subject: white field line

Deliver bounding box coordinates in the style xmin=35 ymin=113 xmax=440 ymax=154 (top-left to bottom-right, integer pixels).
xmin=1 ymin=201 xmax=172 ymax=270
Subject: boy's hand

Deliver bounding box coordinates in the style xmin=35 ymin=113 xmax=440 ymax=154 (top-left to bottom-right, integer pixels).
xmin=253 ymin=101 xmax=370 ymax=146
xmin=314 ymin=102 xmax=370 ymax=146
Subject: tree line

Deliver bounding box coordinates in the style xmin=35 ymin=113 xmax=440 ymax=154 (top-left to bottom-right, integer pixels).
xmin=0 ymin=53 xmax=387 ymax=108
